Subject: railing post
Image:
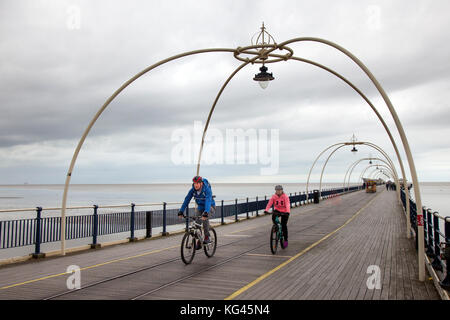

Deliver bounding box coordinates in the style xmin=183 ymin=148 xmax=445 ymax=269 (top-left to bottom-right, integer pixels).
xmin=146 ymin=211 xmax=152 ymax=238
xmin=221 ymin=200 xmax=225 ymax=225
xmin=440 ymin=217 xmax=450 ymax=290
xmin=426 ymin=208 xmax=434 ymax=256
xmin=256 ymin=196 xmax=259 ymax=216
xmin=235 ymin=199 xmax=238 ymax=222
xmin=32 ymin=207 xmax=45 ymax=258
xmin=246 ymin=197 xmax=249 ymax=219
xmin=90 ymin=205 xmax=100 ymax=249
xmin=264 ymin=195 xmax=268 ymax=214
xmin=290 ymin=193 xmax=293 ymax=208
xmin=161 ymin=202 xmax=169 ymax=236
xmin=432 ymin=213 xmax=443 ymax=271
xmin=128 ymin=203 xmax=137 ymax=242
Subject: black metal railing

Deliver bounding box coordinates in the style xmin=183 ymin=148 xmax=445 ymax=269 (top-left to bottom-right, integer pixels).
xmin=0 ymin=185 xmax=361 ymax=258
xmin=400 ymin=189 xmax=450 ymax=290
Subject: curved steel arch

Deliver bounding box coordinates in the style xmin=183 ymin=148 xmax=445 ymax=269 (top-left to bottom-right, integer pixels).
xmin=278 ymin=37 xmax=424 ymax=280
xmin=312 ymin=141 xmax=399 ymax=197
xmin=61 ymin=34 xmax=424 ymax=280
xmin=369 ymin=165 xmax=395 ymax=179
xmin=371 ymin=168 xmax=393 ymax=180
xmin=344 ymin=157 xmax=399 ymax=195
xmin=345 ymin=157 xmax=399 ymax=193
xmin=194 ymin=50 xmax=412 ymax=238
xmin=196 ymin=53 xmax=408 ymax=202
xmin=59 ymin=47 xmax=243 ymax=254
xmin=360 ymin=164 xmax=395 ymax=182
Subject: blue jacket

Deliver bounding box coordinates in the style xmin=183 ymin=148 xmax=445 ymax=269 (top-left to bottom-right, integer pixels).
xmin=180 ymin=178 xmax=215 ymax=214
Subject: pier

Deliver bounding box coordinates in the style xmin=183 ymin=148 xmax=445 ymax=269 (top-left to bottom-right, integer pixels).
xmin=0 ymin=188 xmax=444 ymax=300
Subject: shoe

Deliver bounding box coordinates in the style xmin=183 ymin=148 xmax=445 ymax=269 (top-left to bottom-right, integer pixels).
xmin=284 ymin=240 xmax=288 ymax=248
xmin=196 ymin=240 xmax=202 ymax=250
xmin=203 ymin=236 xmax=211 ymax=244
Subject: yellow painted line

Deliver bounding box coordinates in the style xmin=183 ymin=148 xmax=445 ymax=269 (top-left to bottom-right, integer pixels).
xmin=0 ymin=245 xmax=179 ymax=290
xmin=245 ymin=253 xmax=293 ymax=258
xmin=225 ymin=192 xmax=382 ymax=300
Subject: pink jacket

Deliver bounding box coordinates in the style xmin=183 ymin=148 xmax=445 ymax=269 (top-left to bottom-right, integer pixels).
xmin=265 ymin=193 xmax=290 ymax=213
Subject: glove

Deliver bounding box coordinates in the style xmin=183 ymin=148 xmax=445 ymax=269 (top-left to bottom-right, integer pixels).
xmin=178 ymin=211 xmax=184 ymax=217
xmin=264 ymin=210 xmax=269 ymax=214
xmin=202 ymin=212 xmax=209 ymax=218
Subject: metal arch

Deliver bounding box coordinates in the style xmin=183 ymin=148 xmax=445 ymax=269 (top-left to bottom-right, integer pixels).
xmin=368 ymin=165 xmax=395 ymax=179
xmin=359 ymin=165 xmax=396 ymax=180
xmin=275 ymin=37 xmax=424 ymax=280
xmin=62 ymin=33 xmax=423 ymax=279
xmin=317 ymin=142 xmax=395 ymax=198
xmin=345 ymin=157 xmax=397 ymax=190
xmin=360 ymin=164 xmax=395 ymax=182
xmin=344 ymin=157 xmax=399 ymax=193
xmin=373 ymin=170 xmax=390 ymax=181
xmin=378 ymin=172 xmax=392 ymax=180
xmin=231 ymin=37 xmax=417 ymax=250
xmin=368 ymin=169 xmax=384 ymax=180
xmin=371 ymin=169 xmax=391 ymax=181
xmin=371 ymin=167 xmax=394 ymax=180
xmin=314 ymin=141 xmax=397 ymax=199
xmin=59 ymin=47 xmax=239 ymax=255
xmin=269 ymin=54 xmax=410 ymax=227
xmin=346 ymin=156 xmax=399 ymax=193
xmin=353 ymin=158 xmax=398 ymax=181
xmin=305 ymin=142 xmax=345 ymax=199
xmin=195 ymin=50 xmax=412 ymax=234
xmin=347 ymin=158 xmax=399 ymax=193
xmin=318 ymin=144 xmax=347 ymax=198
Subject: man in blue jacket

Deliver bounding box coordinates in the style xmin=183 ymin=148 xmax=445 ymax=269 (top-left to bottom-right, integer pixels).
xmin=178 ymin=176 xmax=216 ymax=244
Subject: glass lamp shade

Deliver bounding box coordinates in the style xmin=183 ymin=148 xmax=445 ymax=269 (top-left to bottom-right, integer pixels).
xmin=253 ymin=65 xmax=274 ymax=89
xmin=259 ymin=81 xmax=269 ymax=89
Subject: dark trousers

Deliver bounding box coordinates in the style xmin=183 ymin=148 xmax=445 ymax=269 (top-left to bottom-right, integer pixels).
xmin=272 ymin=211 xmax=289 ymax=240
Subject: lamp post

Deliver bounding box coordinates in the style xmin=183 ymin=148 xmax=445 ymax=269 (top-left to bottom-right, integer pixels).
xmin=61 ymin=24 xmax=425 ymax=281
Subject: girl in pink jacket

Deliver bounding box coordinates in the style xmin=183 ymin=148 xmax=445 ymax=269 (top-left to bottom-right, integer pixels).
xmin=264 ymin=185 xmax=290 ymax=247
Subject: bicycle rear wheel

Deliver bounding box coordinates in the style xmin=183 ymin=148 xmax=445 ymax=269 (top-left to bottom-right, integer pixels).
xmin=204 ymin=228 xmax=217 ymax=257
xmin=181 ymin=232 xmax=196 ymax=265
xmin=270 ymin=225 xmax=278 ymax=254
xmin=280 ymin=232 xmax=285 ymax=249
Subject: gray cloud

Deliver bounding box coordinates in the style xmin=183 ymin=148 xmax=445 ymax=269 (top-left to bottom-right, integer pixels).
xmin=1 ymin=0 xmax=450 ymax=183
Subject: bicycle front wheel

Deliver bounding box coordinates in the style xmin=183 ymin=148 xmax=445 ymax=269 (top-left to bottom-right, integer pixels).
xmin=270 ymin=225 xmax=278 ymax=254
xmin=181 ymin=232 xmax=196 ymax=265
xmin=204 ymin=228 xmax=217 ymax=258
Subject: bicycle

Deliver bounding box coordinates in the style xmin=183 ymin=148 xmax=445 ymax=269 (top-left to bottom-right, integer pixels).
xmin=266 ymin=211 xmax=287 ymax=254
xmin=180 ymin=215 xmax=217 ymax=264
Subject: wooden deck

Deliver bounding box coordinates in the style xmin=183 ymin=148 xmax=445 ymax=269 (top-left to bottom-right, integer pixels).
xmin=0 ymin=189 xmax=440 ymax=300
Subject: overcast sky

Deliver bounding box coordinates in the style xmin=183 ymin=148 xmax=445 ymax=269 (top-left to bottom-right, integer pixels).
xmin=1 ymin=0 xmax=449 ymax=184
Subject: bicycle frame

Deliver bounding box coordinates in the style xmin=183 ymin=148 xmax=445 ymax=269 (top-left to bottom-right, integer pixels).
xmin=185 ymin=216 xmax=204 ymax=243
xmin=274 ymin=215 xmax=284 ymax=242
